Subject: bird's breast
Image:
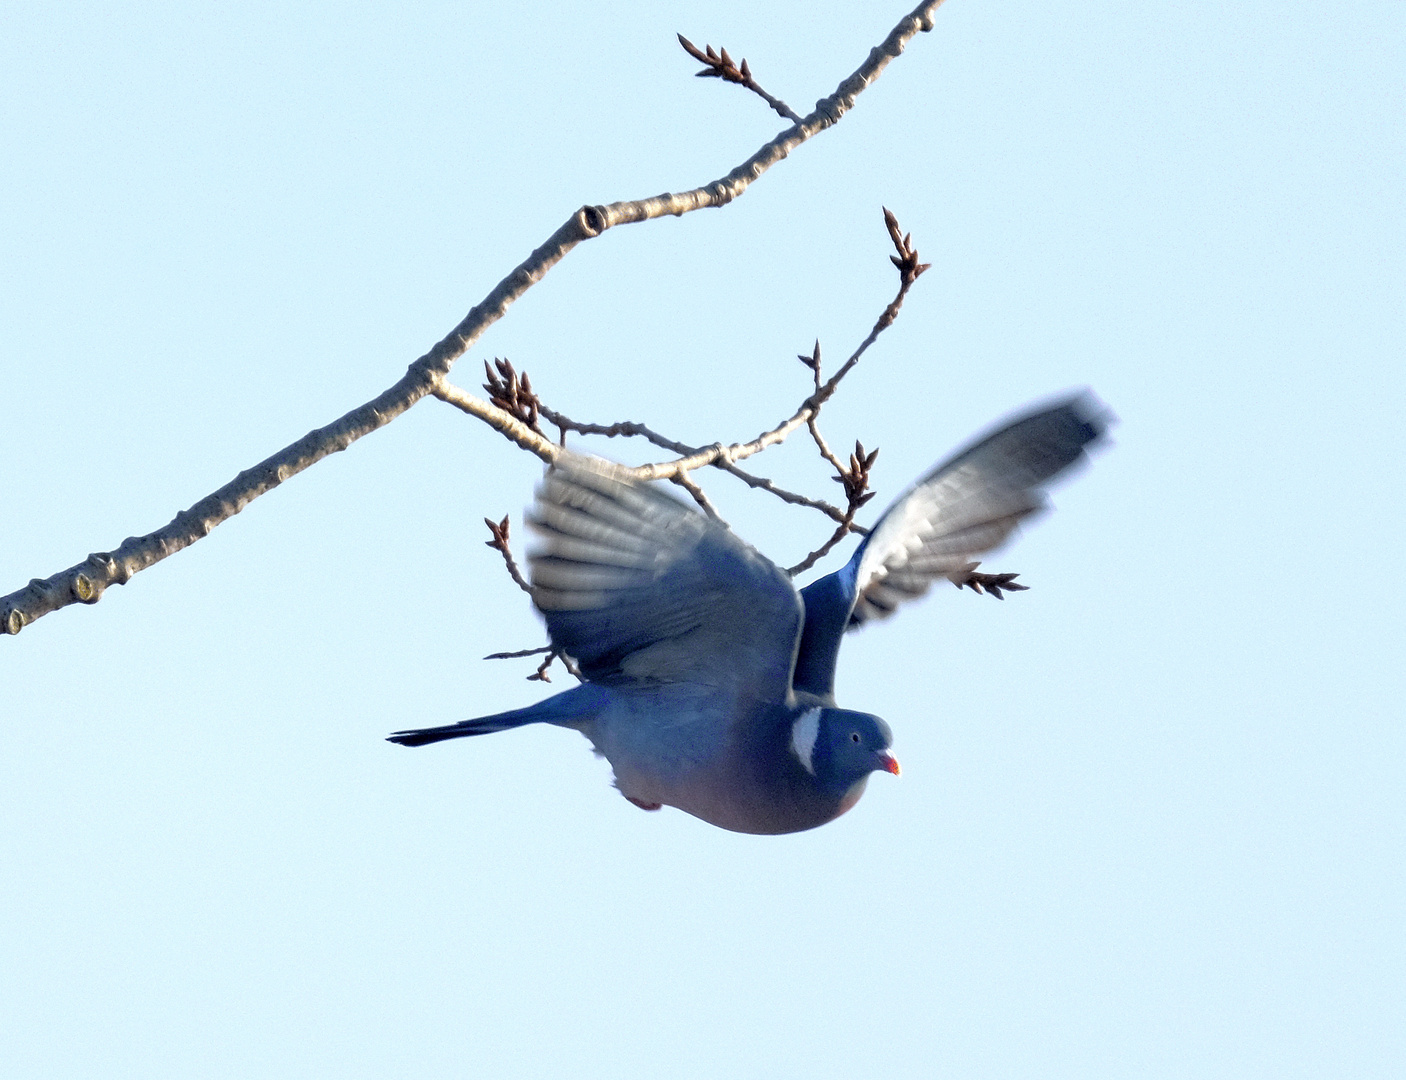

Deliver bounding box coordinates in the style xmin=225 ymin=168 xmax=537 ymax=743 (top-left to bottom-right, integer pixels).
xmin=574 ymin=687 xmax=845 ymax=835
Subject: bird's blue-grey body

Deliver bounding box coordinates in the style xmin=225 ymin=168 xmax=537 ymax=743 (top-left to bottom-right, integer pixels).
xmin=390 ymin=393 xmax=1107 ymax=834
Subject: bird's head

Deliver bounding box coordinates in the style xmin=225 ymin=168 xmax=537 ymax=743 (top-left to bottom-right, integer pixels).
xmin=790 ymin=706 xmax=900 ymax=809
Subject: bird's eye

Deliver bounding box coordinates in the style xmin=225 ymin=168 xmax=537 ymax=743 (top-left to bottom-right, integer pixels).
xmin=850 ymin=732 xmax=861 ymax=743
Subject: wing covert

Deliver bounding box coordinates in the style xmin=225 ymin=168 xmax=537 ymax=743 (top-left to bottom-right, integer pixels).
xmin=527 ymin=455 xmax=803 ymax=701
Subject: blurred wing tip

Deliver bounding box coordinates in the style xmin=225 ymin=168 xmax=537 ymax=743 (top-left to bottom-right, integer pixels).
xmin=1059 ymin=389 xmax=1117 ymax=445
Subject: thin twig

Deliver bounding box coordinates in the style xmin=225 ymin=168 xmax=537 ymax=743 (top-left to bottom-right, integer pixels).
xmin=787 ymin=440 xmax=879 ymax=575
xmin=481 ymin=207 xmax=927 ymax=597
xmin=677 ymin=35 xmax=804 ymax=123
xmin=952 ymin=566 xmax=1028 ymax=600
xmin=669 ymin=472 xmax=725 ymax=521
xmin=787 ymin=515 xmax=856 ymax=576
xmin=494 ymin=210 xmax=928 ymax=531
xmin=3 ymin=0 xmax=948 ymax=636
xmin=786 ymin=208 xmax=930 ymax=571
xmin=484 ymin=644 xmax=586 ymax=683
xmin=619 ymin=317 xmax=902 ymax=484
xmin=798 ymin=205 xmax=927 ymax=514
xmin=529 ymin=648 xmax=585 ymax=683
xmin=877 ymin=204 xmax=932 ymax=327
xmin=432 ymin=376 xmax=561 ymax=463
xmin=796 ymin=341 xmax=848 ymax=477
xmin=483 ymin=516 xmax=532 ymax=595
xmin=485 ymin=645 xmax=554 ymax=660
xmin=483 ymin=515 xmax=588 ymax=678
xmin=535 ymin=404 xmax=858 ymax=525
xmin=806 ymin=416 xmax=847 ymax=477
xmin=819 ymin=207 xmax=931 ymax=399
xmin=482 ymin=358 xmax=545 ymax=435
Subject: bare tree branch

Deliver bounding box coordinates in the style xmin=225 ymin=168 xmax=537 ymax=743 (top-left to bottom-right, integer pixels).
xmin=787 ymin=512 xmax=860 ymax=577
xmin=677 ymin=34 xmax=804 ymax=123
xmin=2 ymin=0 xmax=948 ymax=636
xmin=799 ymin=342 xmax=851 ymax=479
xmin=484 ymin=645 xmax=585 ymax=684
xmin=481 ymin=359 xmax=546 ymax=436
xmin=668 ymin=471 xmax=725 ymax=521
xmin=484 ymin=645 xmax=555 ymax=660
xmin=951 ymin=566 xmax=1029 ymax=600
xmin=535 ymin=404 xmax=857 ymax=524
xmin=480 ymin=519 xmax=587 ymax=682
xmin=432 ymin=376 xmax=561 ymax=464
xmin=467 ymin=205 xmax=929 ymax=601
xmin=483 ymin=516 xmax=533 ymax=595
xmin=788 ymin=207 xmax=933 ymax=501
xmin=787 ymin=440 xmax=879 ymax=575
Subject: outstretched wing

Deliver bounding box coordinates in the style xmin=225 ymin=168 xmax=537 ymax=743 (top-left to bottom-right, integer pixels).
xmin=792 ymin=393 xmax=1108 ymax=697
xmin=528 ymin=455 xmax=803 ymax=703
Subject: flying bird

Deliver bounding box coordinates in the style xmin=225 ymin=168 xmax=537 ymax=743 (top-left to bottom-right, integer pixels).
xmin=390 ymin=394 xmax=1107 ymax=834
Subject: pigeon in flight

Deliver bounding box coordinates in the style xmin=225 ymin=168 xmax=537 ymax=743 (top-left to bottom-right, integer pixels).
xmin=390 ymin=394 xmax=1107 ymax=834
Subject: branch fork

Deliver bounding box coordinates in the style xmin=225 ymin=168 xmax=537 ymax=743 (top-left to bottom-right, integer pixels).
xmin=4 ymin=2 xmax=956 ymax=638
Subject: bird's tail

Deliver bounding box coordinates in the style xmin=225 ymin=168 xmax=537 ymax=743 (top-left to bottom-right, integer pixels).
xmin=387 ymin=684 xmax=604 ymax=748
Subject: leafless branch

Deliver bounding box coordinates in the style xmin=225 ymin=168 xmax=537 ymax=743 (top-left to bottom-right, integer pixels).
xmin=878 ymin=204 xmax=932 ymax=326
xmin=787 ymin=440 xmax=879 ymax=575
xmin=431 ymin=376 xmax=561 ymax=464
xmin=474 ymin=207 xmax=929 ymax=596
xmin=484 ymin=644 xmax=585 ymax=683
xmin=3 ymin=0 xmax=948 ymax=637
xmin=797 ymin=341 xmax=847 ymax=476
xmin=677 ymin=34 xmax=804 ymax=123
xmin=484 ymin=646 xmax=554 ymax=660
xmin=535 ymin=404 xmax=856 ymax=524
xmin=950 ymin=564 xmax=1029 ymax=600
xmin=468 ymin=207 xmax=971 ymax=621
xmin=528 ymin=649 xmax=584 ymax=683
xmin=483 ymin=516 xmax=532 ymax=595
xmin=799 ymin=207 xmax=929 ymax=477
xmin=616 ymin=267 xmax=920 ymax=486
xmin=668 ymin=471 xmax=725 ymax=521
xmin=786 ymin=513 xmax=858 ymax=577
xmin=481 ymin=518 xmax=591 ymax=679
xmin=482 ymin=359 xmax=545 ymax=435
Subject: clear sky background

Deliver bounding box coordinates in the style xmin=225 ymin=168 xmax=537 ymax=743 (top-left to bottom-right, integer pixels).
xmin=3 ymin=2 xmax=1402 ymax=1077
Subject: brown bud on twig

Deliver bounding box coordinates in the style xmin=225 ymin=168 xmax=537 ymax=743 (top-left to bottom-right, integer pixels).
xmin=677 ymin=34 xmax=749 ymax=85
xmin=882 ymin=206 xmax=931 ymax=288
xmin=484 ymin=514 xmax=533 ymax=595
xmin=528 ymin=652 xmax=556 ymax=682
xmin=833 ymin=439 xmax=880 ymax=508
xmin=483 ymin=514 xmax=510 ymax=551
xmin=482 ymin=358 xmax=545 ymax=434
xmin=797 ymin=340 xmax=821 ymax=373
xmin=785 ymin=437 xmax=878 ymax=577
xmin=676 ymin=33 xmax=803 ymax=123
xmin=954 ymin=567 xmax=1029 ymax=600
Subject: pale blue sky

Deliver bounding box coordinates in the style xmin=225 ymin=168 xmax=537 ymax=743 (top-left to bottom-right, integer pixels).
xmin=3 ymin=2 xmax=1403 ymax=1077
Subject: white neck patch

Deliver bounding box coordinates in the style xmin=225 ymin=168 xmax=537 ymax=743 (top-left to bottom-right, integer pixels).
xmin=790 ymin=707 xmax=823 ymax=775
